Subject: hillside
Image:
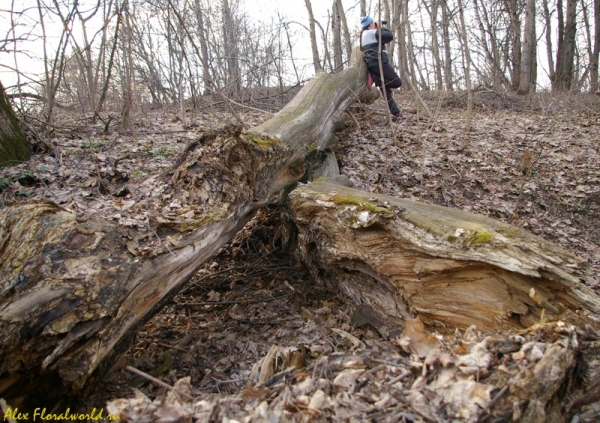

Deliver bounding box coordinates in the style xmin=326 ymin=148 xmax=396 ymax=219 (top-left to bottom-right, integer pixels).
xmin=2 ymin=91 xmax=600 ymax=421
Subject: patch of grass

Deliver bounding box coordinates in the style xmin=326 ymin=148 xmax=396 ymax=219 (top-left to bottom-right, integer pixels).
xmin=151 ymin=146 xmax=173 ymax=157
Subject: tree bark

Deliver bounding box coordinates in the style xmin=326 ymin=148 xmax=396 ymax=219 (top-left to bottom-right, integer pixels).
xmin=554 ymin=0 xmax=578 ymax=91
xmin=305 ymin=0 xmax=323 ymax=74
xmin=518 ymin=0 xmax=536 ymax=94
xmin=222 ymin=0 xmax=241 ymax=98
xmin=331 ymin=0 xmax=343 ymax=73
xmin=457 ymin=0 xmax=473 ymax=131
xmin=0 ymin=81 xmax=30 ymax=167
xmin=427 ymin=0 xmax=444 ymax=90
xmin=440 ymin=0 xmax=454 ymax=91
xmin=590 ymin=0 xmax=600 ymax=93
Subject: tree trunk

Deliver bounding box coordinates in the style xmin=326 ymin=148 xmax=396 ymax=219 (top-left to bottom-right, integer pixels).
xmin=0 ymin=81 xmax=30 ymax=167
xmin=428 ymin=0 xmax=444 ymax=90
xmin=337 ymin=0 xmax=353 ymax=64
xmin=0 ymin=48 xmax=371 ymax=410
xmin=222 ymin=0 xmax=241 ymax=98
xmin=194 ymin=0 xmax=213 ymax=94
xmin=590 ymin=0 xmax=600 ymax=93
xmin=518 ymin=0 xmax=536 ymax=94
xmin=1 ymin=48 xmax=599 ymax=413
xmin=554 ymin=0 xmax=578 ymax=91
xmin=458 ymin=0 xmax=473 ymax=131
xmin=331 ymin=0 xmax=343 ymax=73
xmin=305 ymin=0 xmax=323 ymax=74
xmin=440 ymin=0 xmax=453 ymax=91
xmin=506 ymin=0 xmax=523 ymax=91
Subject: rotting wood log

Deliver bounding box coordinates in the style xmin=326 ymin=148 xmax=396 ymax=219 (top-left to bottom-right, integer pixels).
xmin=0 ymin=51 xmax=372 ymax=409
xmin=287 ymin=180 xmax=600 ymax=333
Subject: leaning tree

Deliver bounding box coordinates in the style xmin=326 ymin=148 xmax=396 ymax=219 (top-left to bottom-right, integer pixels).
xmin=1 ymin=49 xmax=599 ymax=411
xmin=0 ymin=81 xmax=30 ymax=167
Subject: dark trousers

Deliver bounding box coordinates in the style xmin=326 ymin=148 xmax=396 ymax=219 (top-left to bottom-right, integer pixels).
xmin=368 ymin=63 xmax=402 ymax=115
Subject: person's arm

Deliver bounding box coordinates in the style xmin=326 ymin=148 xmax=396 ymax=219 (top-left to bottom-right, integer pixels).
xmin=378 ymin=27 xmax=394 ymax=44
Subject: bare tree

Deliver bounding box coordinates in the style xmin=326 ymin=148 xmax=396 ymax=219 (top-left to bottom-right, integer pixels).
xmin=592 ymin=0 xmax=600 ymax=92
xmin=305 ymin=0 xmax=322 ymax=73
xmin=336 ymin=0 xmax=353 ymax=63
xmin=457 ymin=0 xmax=473 ymax=131
xmin=440 ymin=0 xmax=454 ymax=91
xmin=120 ymin=0 xmax=134 ymax=130
xmin=542 ymin=0 xmax=557 ymax=85
xmin=332 ymin=0 xmax=343 ymax=72
xmin=505 ymin=0 xmax=523 ymax=90
xmin=472 ymin=0 xmax=509 ymax=90
xmin=94 ymin=0 xmax=124 ymax=119
xmin=518 ymin=0 xmax=537 ymax=94
xmin=554 ymin=0 xmax=579 ymax=91
xmin=222 ymin=0 xmax=241 ymax=97
xmin=194 ymin=0 xmax=212 ymax=94
xmin=423 ymin=0 xmax=444 ymax=90
xmin=37 ymin=0 xmax=77 ymax=125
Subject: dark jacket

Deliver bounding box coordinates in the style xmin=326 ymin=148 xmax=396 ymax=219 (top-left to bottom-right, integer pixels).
xmin=361 ymin=27 xmax=394 ymax=67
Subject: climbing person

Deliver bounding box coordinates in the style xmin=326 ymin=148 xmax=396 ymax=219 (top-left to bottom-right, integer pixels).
xmin=360 ymin=15 xmax=403 ymax=118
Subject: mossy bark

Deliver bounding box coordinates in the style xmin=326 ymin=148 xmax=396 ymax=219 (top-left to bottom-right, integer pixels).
xmin=0 ymin=81 xmax=30 ymax=167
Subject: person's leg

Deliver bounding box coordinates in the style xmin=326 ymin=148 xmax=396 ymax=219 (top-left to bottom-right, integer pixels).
xmin=381 ymin=64 xmax=402 ymax=115
xmin=368 ymin=64 xmax=402 ymax=116
xmin=383 ymin=84 xmax=400 ymax=115
xmin=382 ymin=64 xmax=402 ymax=89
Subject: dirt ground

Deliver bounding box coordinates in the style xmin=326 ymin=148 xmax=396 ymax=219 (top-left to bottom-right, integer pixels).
xmin=3 ymin=89 xmax=600 ymax=421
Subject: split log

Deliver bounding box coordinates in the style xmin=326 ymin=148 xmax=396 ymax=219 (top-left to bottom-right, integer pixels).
xmin=287 ymin=180 xmax=600 ymax=333
xmin=0 ymin=52 xmax=371 ymax=408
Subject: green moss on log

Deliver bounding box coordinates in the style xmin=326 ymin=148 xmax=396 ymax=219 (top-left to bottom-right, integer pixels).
xmin=466 ymin=230 xmax=493 ymax=245
xmin=332 ymin=193 xmax=394 ymax=216
xmin=246 ymin=134 xmax=281 ymax=147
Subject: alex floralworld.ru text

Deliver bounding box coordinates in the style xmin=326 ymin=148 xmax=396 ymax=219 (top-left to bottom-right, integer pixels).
xmin=3 ymin=407 xmax=120 ymax=421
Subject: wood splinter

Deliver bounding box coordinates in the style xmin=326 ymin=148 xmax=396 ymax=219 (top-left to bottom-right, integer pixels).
xmin=529 ymin=288 xmax=561 ymax=315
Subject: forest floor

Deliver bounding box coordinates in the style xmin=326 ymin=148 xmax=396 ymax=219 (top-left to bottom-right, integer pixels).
xmin=3 ymin=90 xmax=600 ymax=421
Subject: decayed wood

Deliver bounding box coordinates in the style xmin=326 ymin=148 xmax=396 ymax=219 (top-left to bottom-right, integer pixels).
xmin=287 ymin=180 xmax=600 ymax=332
xmin=0 ymin=54 xmax=371 ymax=407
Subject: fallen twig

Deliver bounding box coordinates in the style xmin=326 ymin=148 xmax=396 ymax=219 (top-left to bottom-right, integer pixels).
xmin=125 ymin=365 xmax=194 ymax=401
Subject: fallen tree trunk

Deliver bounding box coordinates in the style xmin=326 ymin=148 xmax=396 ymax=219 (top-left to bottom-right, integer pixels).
xmin=287 ymin=180 xmax=600 ymax=333
xmin=0 ymin=53 xmax=372 ymax=408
